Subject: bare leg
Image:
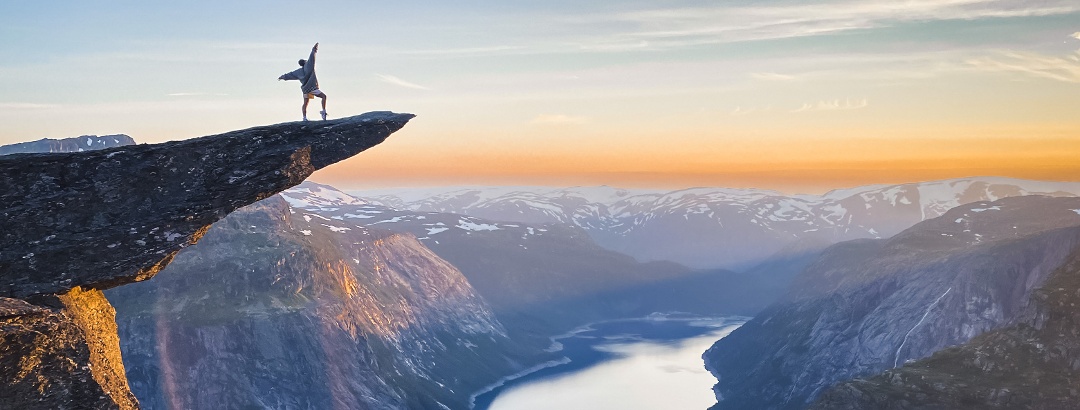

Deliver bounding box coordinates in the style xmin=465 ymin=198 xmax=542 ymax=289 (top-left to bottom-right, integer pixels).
xmin=301 ymin=97 xmax=309 ymax=119
xmin=320 ymin=94 xmax=327 ymax=111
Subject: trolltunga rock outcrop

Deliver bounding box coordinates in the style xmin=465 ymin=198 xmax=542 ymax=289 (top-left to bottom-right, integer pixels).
xmin=0 ymin=112 xmax=413 ymax=409
xmin=1 ymin=112 xmax=414 ymax=298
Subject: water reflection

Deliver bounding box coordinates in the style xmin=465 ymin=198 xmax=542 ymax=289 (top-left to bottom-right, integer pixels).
xmin=486 ymin=316 xmax=744 ymax=410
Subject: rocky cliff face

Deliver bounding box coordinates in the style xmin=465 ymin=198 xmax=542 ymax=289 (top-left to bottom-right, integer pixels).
xmin=0 ymin=112 xmax=413 ymax=409
xmin=107 ymin=196 xmax=524 ymax=409
xmin=703 ymin=196 xmax=1080 ymax=410
xmin=0 ymin=288 xmax=138 ymax=409
xmin=2 ymin=112 xmax=413 ymax=298
xmin=0 ymin=134 xmax=135 ymax=155
xmin=811 ymin=244 xmax=1080 ymax=409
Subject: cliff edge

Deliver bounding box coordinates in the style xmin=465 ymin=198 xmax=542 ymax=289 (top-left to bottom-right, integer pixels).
xmin=0 ymin=112 xmax=413 ymax=409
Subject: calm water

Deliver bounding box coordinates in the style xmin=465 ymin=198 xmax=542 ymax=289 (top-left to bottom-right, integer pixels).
xmin=473 ymin=314 xmax=746 ymax=410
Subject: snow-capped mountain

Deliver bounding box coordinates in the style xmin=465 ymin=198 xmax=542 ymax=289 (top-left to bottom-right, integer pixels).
xmin=280 ymin=180 xmax=368 ymax=209
xmin=286 ymin=181 xmax=753 ymax=334
xmin=355 ymin=177 xmax=1080 ymax=270
xmin=0 ymin=134 xmax=135 ymax=155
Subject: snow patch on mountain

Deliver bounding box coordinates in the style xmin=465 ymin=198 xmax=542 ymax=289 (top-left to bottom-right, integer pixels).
xmin=427 ymin=227 xmax=450 ymax=235
xmin=373 ymin=216 xmax=407 ymax=225
xmin=282 ymin=181 xmax=367 ymax=209
xmin=457 ymin=219 xmax=500 ymax=231
xmin=322 ymin=224 xmax=350 ymax=233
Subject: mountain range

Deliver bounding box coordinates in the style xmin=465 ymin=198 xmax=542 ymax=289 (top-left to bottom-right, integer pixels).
xmin=360 ymin=179 xmax=1080 ymax=271
xmin=285 ymin=182 xmax=754 ymax=335
xmin=0 ymin=134 xmax=135 ymax=155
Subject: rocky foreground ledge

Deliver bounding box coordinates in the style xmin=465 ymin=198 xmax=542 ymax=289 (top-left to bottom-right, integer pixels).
xmin=0 ymin=112 xmax=413 ymax=408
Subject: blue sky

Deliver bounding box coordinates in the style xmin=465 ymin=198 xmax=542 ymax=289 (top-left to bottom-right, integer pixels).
xmin=2 ymin=1 xmax=1079 ymax=191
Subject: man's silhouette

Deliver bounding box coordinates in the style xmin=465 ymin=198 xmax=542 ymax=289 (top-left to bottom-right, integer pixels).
xmin=279 ymin=43 xmax=327 ymax=121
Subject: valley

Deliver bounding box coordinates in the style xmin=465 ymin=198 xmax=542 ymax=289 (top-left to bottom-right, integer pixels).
xmin=6 ymin=133 xmax=1080 ymax=409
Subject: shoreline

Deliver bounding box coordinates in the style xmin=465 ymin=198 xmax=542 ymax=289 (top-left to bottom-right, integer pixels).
xmin=469 ymin=313 xmax=749 ymax=409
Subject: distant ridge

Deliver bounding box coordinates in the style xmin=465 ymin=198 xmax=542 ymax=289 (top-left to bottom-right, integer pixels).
xmin=356 ymin=177 xmax=1080 ymax=270
xmin=0 ymin=134 xmax=136 ymax=155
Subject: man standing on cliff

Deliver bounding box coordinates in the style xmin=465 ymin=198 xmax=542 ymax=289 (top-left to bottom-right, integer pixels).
xmin=278 ymin=43 xmax=327 ymax=121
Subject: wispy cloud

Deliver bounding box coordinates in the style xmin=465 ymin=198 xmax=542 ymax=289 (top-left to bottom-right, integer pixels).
xmin=569 ymin=1 xmax=1080 ymax=51
xmin=397 ymin=45 xmax=525 ymax=57
xmin=731 ymin=106 xmax=772 ymax=116
xmin=167 ymin=92 xmax=229 ymax=97
xmin=372 ymin=2 xmax=1080 ymax=59
xmin=751 ymin=72 xmax=797 ymax=81
xmin=208 ymin=41 xmax=309 ymax=50
xmin=377 ymin=74 xmax=431 ymax=90
xmin=967 ymin=50 xmax=1080 ymax=83
xmin=0 ymin=102 xmax=59 ymax=110
xmin=531 ymin=114 xmax=587 ymax=124
xmin=1071 ymin=32 xmax=1080 ymax=41
xmin=791 ymin=99 xmax=869 ymax=113
xmin=576 ymin=40 xmax=652 ymax=52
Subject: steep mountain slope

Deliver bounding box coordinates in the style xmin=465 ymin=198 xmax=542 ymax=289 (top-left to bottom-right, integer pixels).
xmin=108 ymin=197 xmax=529 ymax=410
xmin=0 ymin=112 xmax=412 ymax=408
xmin=703 ymin=196 xmax=1080 ymax=410
xmin=812 ymin=245 xmax=1080 ymax=409
xmin=0 ymin=134 xmax=135 ymax=155
xmin=360 ymin=178 xmax=1080 ymax=270
xmin=291 ymin=182 xmax=751 ymax=336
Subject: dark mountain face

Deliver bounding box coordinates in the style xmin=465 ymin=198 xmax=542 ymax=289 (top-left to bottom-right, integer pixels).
xmin=108 ymin=197 xmax=527 ymax=409
xmin=703 ymin=196 xmax=1080 ymax=410
xmin=812 ymin=245 xmax=1080 ymax=410
xmin=0 ymin=134 xmax=135 ymax=155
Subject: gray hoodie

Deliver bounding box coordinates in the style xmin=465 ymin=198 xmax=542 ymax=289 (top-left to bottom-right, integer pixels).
xmin=279 ymin=47 xmax=318 ymax=94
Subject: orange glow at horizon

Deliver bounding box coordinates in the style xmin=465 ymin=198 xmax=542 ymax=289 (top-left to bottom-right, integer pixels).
xmin=313 ymin=123 xmax=1080 ymax=193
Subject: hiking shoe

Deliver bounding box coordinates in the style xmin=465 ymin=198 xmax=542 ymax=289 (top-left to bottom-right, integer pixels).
xmin=302 ymin=117 xmax=309 ymax=122
xmin=320 ymin=111 xmax=328 ymax=121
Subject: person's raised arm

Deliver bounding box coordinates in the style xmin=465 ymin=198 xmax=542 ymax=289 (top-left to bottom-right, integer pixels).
xmin=304 ymin=43 xmax=318 ymax=74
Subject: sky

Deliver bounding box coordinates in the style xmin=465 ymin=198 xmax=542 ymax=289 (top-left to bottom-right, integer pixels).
xmin=1 ymin=0 xmax=1078 ymax=194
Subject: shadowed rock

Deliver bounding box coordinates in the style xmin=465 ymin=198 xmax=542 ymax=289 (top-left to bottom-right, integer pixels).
xmin=811 ymin=244 xmax=1080 ymax=409
xmin=0 ymin=112 xmax=412 ymax=409
xmin=704 ymin=196 xmax=1080 ymax=410
xmin=1 ymin=112 xmax=414 ymax=299
xmin=0 ymin=288 xmax=137 ymax=409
